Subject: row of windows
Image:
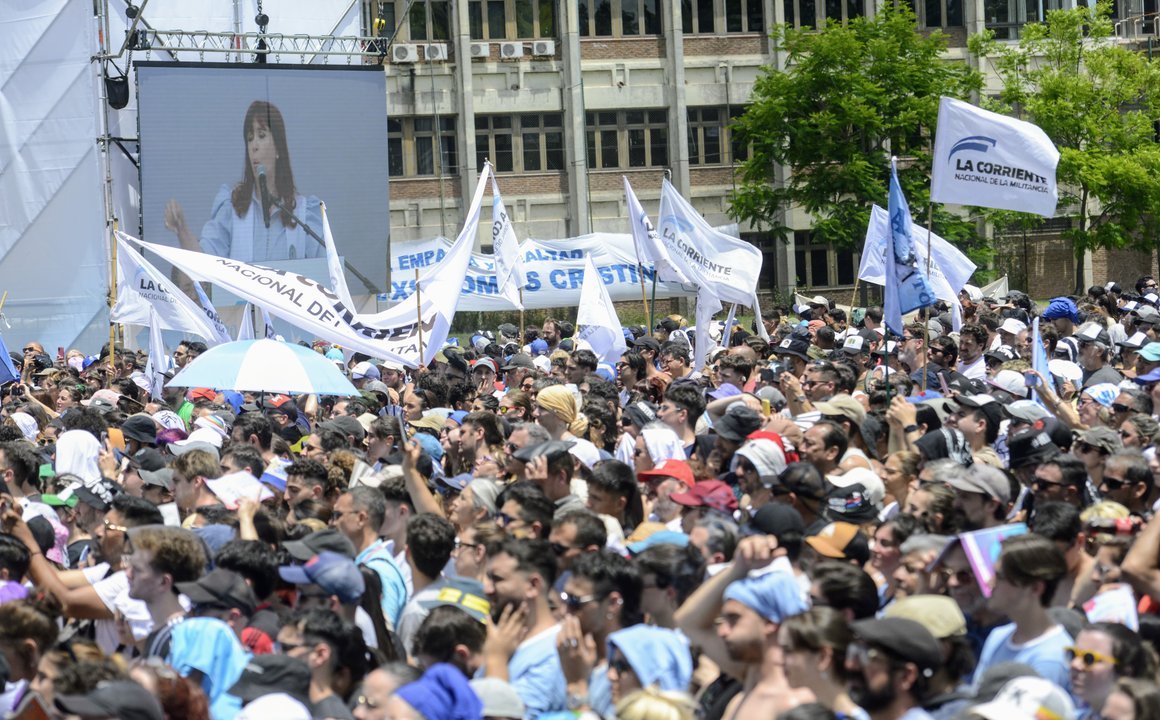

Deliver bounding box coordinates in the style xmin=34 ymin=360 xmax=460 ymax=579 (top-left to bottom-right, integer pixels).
xmin=386 ymin=107 xmax=747 ymax=177
xmin=369 ymin=0 xmax=766 ymax=42
xmin=780 ymin=0 xmax=965 ymax=28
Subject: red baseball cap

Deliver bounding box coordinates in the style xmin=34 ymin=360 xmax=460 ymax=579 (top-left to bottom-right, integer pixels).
xmin=188 ymin=388 xmax=216 ymax=402
xmin=637 ymin=458 xmax=694 ymax=487
xmin=670 ymin=480 xmax=738 ymax=515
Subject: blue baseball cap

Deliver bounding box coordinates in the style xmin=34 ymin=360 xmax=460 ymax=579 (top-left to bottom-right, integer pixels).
xmin=279 ymin=551 xmax=366 ymax=604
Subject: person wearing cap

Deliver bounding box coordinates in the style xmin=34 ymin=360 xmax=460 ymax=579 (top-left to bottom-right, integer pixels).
xmin=676 ymin=535 xmax=812 ymax=719
xmin=846 ymin=616 xmax=944 ymax=720
xmin=941 ymin=463 xmax=1011 ymax=532
xmin=943 ymin=394 xmax=1005 ymax=468
xmin=733 ymin=435 xmax=789 ymax=513
xmin=710 ymin=403 xmax=763 ymax=477
xmin=1075 ymin=322 xmax=1123 ymax=388
xmin=481 ymin=536 xmax=568 ymax=716
xmin=54 ymin=679 xmax=166 ymax=720
xmin=516 ymin=440 xmax=586 ymax=520
xmin=1074 ymin=426 xmax=1122 ymax=496
xmin=972 ymin=533 xmax=1072 ymax=692
xmin=273 ymin=608 xmax=362 ymax=719
xmin=883 ymin=594 xmax=977 ymax=717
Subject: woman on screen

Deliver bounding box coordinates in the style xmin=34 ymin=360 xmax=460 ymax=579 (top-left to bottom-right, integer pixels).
xmin=164 ymin=100 xmax=323 ymax=263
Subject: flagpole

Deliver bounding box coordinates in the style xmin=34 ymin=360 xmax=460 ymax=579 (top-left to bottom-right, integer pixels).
xmin=414 ymin=267 xmax=424 ymax=365
xmin=849 ymin=277 xmax=860 ymax=311
xmin=109 ymin=220 xmax=118 ymax=370
xmin=0 ymin=291 xmax=9 ymax=316
xmin=648 ymin=273 xmax=658 ymax=332
xmin=638 ymin=262 xmax=650 ymax=323
xmin=519 ymin=289 xmax=525 ymax=351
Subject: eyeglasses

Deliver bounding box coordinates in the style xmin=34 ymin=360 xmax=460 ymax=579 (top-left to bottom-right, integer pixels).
xmin=845 ymin=642 xmax=889 ymax=667
xmin=1101 ymin=475 xmax=1129 ymax=490
xmin=1077 ymin=441 xmax=1109 ymax=456
xmin=276 ymin=640 xmax=307 ymax=654
xmin=1066 ymin=646 xmax=1118 ymax=668
xmin=455 ymin=538 xmax=480 ymax=551
xmin=103 ymin=518 xmax=129 ymax=534
xmin=550 ymin=542 xmax=574 ymax=556
xmin=21 ymin=347 xmax=36 ymax=354
xmin=1112 ymin=403 xmax=1134 ymax=414
xmin=560 ymin=591 xmax=606 ymax=612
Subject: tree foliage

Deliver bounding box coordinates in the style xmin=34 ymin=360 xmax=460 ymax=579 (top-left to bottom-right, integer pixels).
xmin=729 ymin=4 xmax=984 ymax=251
xmin=970 ymin=2 xmax=1160 ymax=278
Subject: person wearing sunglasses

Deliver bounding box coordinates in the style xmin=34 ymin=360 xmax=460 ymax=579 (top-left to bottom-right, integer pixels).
xmin=555 ymin=550 xmax=643 ymax=716
xmin=1099 ymin=451 xmax=1154 ymax=515
xmin=1069 ymin=622 xmax=1157 ymax=719
xmin=1074 ymin=427 xmax=1123 ymax=495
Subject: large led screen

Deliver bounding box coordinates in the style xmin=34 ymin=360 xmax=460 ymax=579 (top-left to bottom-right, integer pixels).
xmin=136 ymin=63 xmax=390 ymax=295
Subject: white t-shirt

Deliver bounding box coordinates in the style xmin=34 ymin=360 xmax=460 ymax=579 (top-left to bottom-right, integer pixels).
xmin=82 ymin=565 xmax=154 ymax=654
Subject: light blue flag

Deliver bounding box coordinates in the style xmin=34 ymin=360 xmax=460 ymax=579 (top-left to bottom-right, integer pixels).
xmin=0 ymin=333 xmax=18 ymax=385
xmin=884 ymin=159 xmax=937 ymax=337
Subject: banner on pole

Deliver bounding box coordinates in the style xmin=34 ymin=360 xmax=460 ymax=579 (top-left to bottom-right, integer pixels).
xmin=931 ymin=96 xmax=1060 ymax=217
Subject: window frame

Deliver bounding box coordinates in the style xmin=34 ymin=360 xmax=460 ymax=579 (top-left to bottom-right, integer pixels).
xmin=579 ymin=0 xmax=663 ymax=37
xmin=475 ymin=113 xmax=566 ymax=174
xmin=468 ymin=0 xmax=559 ymax=40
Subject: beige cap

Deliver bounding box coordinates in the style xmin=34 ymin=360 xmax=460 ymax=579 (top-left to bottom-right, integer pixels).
xmin=883 ymin=594 xmax=967 ymax=639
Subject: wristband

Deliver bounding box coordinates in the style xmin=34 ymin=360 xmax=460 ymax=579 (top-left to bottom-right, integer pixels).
xmin=903 ymin=424 xmax=919 ymax=434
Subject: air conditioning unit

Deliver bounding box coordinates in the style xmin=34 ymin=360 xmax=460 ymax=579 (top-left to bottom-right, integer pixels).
xmin=424 ymin=43 xmax=449 ymax=61
xmin=500 ymin=42 xmax=525 ymax=59
xmin=532 ymin=40 xmax=555 ymax=56
xmin=392 ymin=44 xmax=418 ymax=63
xmin=469 ymin=42 xmax=490 ymax=58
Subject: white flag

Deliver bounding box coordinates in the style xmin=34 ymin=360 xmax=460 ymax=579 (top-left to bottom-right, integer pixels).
xmin=127 ymin=236 xmax=417 ymax=366
xmin=576 ymin=254 xmax=627 ymax=365
xmin=321 ymin=204 xmax=357 ymax=312
xmin=693 ymin=291 xmax=723 ymax=372
xmin=111 ymin=237 xmax=229 ymax=344
xmin=859 ymin=205 xmax=977 ymax=304
xmin=490 ymin=174 xmax=525 ymax=310
xmin=656 ymin=178 xmax=762 ymax=306
xmin=931 ymin=96 xmax=1060 ymax=217
xmin=261 ymin=308 xmax=278 ymax=339
xmin=624 ymin=177 xmax=689 ymax=285
xmin=145 ymin=308 xmax=167 ymax=400
xmin=236 ymin=304 xmax=255 ymax=341
xmin=190 ymin=282 xmax=232 ymax=345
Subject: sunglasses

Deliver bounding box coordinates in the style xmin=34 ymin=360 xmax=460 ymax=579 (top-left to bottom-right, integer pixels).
xmin=560 ymin=591 xmax=605 ymax=612
xmin=1101 ymin=475 xmax=1129 ymax=490
xmin=1066 ymin=646 xmax=1118 ymax=668
xmin=1077 ymin=441 xmax=1109 ymax=456
xmin=1112 ymin=403 xmax=1133 ymax=414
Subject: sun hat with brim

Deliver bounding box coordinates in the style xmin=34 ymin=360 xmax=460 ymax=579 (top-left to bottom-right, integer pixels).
xmin=409 ymin=413 xmax=447 ymax=433
xmin=969 ymin=677 xmax=1077 ymax=720
xmin=883 ymin=594 xmax=967 ymax=639
xmin=55 ymin=681 xmax=164 ymax=720
xmin=120 ymin=415 xmax=158 ymax=445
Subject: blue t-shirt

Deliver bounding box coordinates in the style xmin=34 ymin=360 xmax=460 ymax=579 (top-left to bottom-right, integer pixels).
xmin=504 ymin=624 xmax=567 ymax=719
xmin=357 ymin=539 xmax=410 ymax=628
xmin=972 ymin=622 xmax=1072 ymax=691
xmin=588 ymin=661 xmax=612 ymax=718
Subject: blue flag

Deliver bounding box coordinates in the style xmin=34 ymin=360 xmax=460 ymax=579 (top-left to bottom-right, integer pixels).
xmin=0 ymin=333 xmax=19 ymax=385
xmin=883 ymin=159 xmax=937 ymax=337
xmin=1031 ymin=317 xmax=1052 ymax=410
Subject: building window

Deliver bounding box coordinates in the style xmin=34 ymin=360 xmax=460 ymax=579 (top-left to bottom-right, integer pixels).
xmin=725 ymin=0 xmax=765 ymax=31
xmin=388 ymin=118 xmax=404 ymax=177
xmin=580 ymin=0 xmax=661 ymax=36
xmin=585 ymin=110 xmax=669 ymax=169
xmin=407 ymin=1 xmax=451 ymax=41
xmin=682 ymin=0 xmax=717 ymax=33
xmin=586 ymin=112 xmax=622 ymax=169
xmin=687 ymin=108 xmax=723 ymax=165
xmin=413 ymin=117 xmax=458 ymax=176
xmin=784 ymin=0 xmax=861 ymax=27
xmin=793 ymin=231 xmax=857 ymax=289
xmin=476 ymin=114 xmax=565 ymax=173
xmin=920 ymin=0 xmax=964 ymax=28
xmin=729 ymin=107 xmax=750 ymax=163
xmin=468 ymin=0 xmax=557 ymax=40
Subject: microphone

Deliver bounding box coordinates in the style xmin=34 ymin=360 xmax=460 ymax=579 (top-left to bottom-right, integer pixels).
xmin=257 ymin=164 xmax=272 ymax=229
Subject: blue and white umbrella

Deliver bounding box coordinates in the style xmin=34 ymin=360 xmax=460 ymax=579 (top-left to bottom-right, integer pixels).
xmin=167 ymin=338 xmax=357 ymax=395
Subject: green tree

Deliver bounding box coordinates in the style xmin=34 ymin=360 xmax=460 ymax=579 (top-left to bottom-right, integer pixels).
xmin=970 ymin=2 xmax=1160 ymax=292
xmin=730 ymin=4 xmax=984 ymax=258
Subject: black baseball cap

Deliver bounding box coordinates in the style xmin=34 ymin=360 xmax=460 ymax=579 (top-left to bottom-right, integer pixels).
xmin=852 ymin=617 xmax=943 ymax=677
xmin=175 ymin=568 xmax=257 ymax=616
xmin=283 ymin=528 xmax=357 ymax=561
xmin=227 ymin=654 xmax=312 ymax=705
xmin=56 ymin=681 xmax=164 ymax=720
xmin=715 ymin=404 xmax=763 ymax=443
xmin=631 ymin=336 xmax=661 ymax=353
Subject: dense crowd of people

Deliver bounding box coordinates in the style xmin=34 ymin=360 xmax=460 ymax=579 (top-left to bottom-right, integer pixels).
xmin=4 ymin=279 xmax=1160 ymax=719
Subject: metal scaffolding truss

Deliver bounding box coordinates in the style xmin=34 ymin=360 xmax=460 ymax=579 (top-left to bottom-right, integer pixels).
xmin=123 ymin=29 xmax=393 ymax=62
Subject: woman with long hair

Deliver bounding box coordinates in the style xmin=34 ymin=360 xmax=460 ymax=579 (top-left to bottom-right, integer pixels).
xmin=165 ymin=100 xmax=323 ymax=263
